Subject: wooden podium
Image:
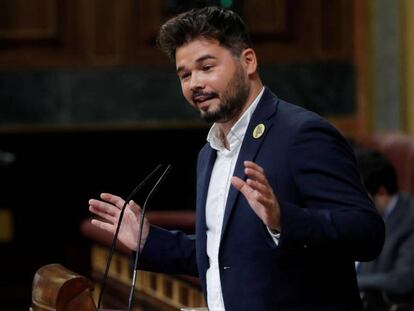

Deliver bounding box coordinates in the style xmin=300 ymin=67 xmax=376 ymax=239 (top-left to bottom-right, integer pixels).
xmin=31 ymin=213 xmax=206 ymax=310
xmin=31 ymin=263 xmax=97 ymax=311
xmin=31 ymin=263 xmax=127 ymax=310
xmin=80 ymin=215 xmax=206 ymax=310
xmin=31 ymin=263 xmax=204 ymax=311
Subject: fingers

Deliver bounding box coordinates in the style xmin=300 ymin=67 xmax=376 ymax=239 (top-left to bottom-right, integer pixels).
xmin=88 ymin=193 xmax=126 ymax=223
xmin=246 ymin=178 xmax=268 ymax=195
xmin=244 ymin=161 xmax=270 ymax=187
xmin=89 ymin=193 xmax=142 ymax=223
xmin=243 ymin=162 xmax=273 ymax=201
xmin=127 ymin=199 xmax=141 ymax=214
xmin=89 ymin=204 xmax=117 ymax=224
xmin=88 ymin=198 xmax=119 ymax=218
xmin=90 ymin=218 xmax=115 ymax=234
xmin=243 ymin=160 xmax=264 ymax=172
xmin=100 ymin=193 xmax=142 ymax=213
xmin=232 ymin=161 xmax=268 ymax=193
xmin=88 ymin=192 xmax=147 ymax=252
xmin=231 ymin=176 xmax=261 ymax=208
xmin=231 ymin=175 xmax=245 ymax=191
xmin=232 ymin=161 xmax=281 ymax=231
xmin=100 ymin=193 xmax=126 ymax=209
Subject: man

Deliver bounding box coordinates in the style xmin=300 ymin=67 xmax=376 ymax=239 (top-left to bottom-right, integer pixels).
xmin=355 ymin=149 xmax=414 ymax=311
xmin=89 ymin=6 xmax=385 ymax=310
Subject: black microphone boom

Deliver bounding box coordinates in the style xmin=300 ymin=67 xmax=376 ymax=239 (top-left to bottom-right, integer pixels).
xmin=97 ymin=164 xmax=163 ymax=309
xmin=127 ymin=164 xmax=172 ymax=311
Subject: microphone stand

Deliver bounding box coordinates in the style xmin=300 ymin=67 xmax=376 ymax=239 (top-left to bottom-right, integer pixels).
xmin=127 ymin=164 xmax=171 ymax=311
xmin=97 ymin=164 xmax=162 ymax=310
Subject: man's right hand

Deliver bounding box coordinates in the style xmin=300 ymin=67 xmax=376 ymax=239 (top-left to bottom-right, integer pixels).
xmin=89 ymin=193 xmax=150 ymax=252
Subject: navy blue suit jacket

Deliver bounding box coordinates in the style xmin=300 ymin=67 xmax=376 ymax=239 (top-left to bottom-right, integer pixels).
xmin=140 ymin=88 xmax=385 ymax=310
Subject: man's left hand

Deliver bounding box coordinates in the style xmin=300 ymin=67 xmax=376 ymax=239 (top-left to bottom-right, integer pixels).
xmin=231 ymin=161 xmax=281 ymax=232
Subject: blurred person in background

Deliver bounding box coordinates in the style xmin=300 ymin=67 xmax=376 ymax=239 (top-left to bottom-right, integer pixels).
xmin=355 ymin=148 xmax=414 ymax=311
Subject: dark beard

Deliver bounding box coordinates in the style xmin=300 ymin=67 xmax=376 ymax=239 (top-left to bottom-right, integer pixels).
xmin=200 ymin=65 xmax=250 ymax=124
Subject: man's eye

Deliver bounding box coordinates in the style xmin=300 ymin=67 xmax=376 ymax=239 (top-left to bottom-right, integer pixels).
xmin=203 ymin=65 xmax=212 ymax=71
xmin=180 ymin=73 xmax=190 ymax=80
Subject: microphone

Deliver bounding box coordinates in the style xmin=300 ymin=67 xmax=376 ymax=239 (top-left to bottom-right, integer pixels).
xmin=97 ymin=164 xmax=163 ymax=309
xmin=127 ymin=164 xmax=172 ymax=311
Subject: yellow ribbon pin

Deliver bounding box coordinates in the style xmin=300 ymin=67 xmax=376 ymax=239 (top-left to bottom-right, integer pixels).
xmin=253 ymin=123 xmax=265 ymax=139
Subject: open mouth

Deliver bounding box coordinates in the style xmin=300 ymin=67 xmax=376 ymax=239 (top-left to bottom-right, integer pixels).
xmin=192 ymin=93 xmax=217 ymax=110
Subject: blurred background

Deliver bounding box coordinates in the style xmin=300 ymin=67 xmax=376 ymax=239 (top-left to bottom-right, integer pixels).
xmin=0 ymin=0 xmax=413 ymax=310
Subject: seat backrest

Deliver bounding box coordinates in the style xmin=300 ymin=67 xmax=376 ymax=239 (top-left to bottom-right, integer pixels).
xmin=356 ymin=131 xmax=414 ymax=193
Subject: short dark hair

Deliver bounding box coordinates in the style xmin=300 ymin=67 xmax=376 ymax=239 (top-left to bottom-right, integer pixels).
xmin=354 ymin=148 xmax=398 ymax=196
xmin=157 ymin=6 xmax=252 ymax=61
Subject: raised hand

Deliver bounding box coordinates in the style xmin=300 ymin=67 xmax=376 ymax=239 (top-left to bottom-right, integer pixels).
xmin=231 ymin=161 xmax=281 ymax=232
xmin=89 ymin=192 xmax=150 ymax=251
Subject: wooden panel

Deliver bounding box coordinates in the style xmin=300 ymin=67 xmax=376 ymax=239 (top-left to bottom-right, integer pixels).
xmin=0 ymin=208 xmax=13 ymax=242
xmin=122 ymin=0 xmax=354 ymax=65
xmin=243 ymin=0 xmax=288 ymax=38
xmin=330 ymin=116 xmax=359 ymax=138
xmin=90 ymin=245 xmax=206 ymax=309
xmin=0 ymin=0 xmax=87 ymax=67
xmin=85 ymin=0 xmax=121 ymax=64
xmin=0 ymin=0 xmax=128 ymax=67
xmin=93 ymin=0 xmax=117 ymax=57
xmin=0 ymin=0 xmax=58 ymax=40
xmin=320 ymin=0 xmax=353 ymax=57
xmin=243 ymin=0 xmax=354 ymax=63
xmin=0 ymin=0 xmax=356 ymax=67
xmin=122 ymin=0 xmax=169 ymax=66
xmin=401 ymin=0 xmax=414 ymax=134
xmin=136 ymin=0 xmax=165 ymax=45
xmin=353 ymin=0 xmax=373 ymax=136
xmin=0 ymin=0 xmax=365 ymax=137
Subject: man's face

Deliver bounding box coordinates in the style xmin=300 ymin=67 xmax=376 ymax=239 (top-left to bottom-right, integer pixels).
xmin=372 ymin=190 xmax=390 ymax=216
xmin=175 ymin=38 xmax=250 ymax=124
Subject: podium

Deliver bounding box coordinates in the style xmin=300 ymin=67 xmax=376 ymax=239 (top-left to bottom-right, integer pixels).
xmin=31 ymin=264 xmax=128 ymax=311
xmin=80 ymin=215 xmax=206 ymax=310
xmin=31 ymin=212 xmax=206 ymax=310
xmin=31 ymin=263 xmax=205 ymax=311
xmin=31 ymin=263 xmax=96 ymax=311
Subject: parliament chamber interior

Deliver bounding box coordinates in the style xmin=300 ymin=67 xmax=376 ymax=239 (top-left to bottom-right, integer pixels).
xmin=1 ymin=0 xmax=414 ymax=310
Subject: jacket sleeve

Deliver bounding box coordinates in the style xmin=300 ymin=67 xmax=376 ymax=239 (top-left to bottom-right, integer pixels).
xmin=137 ymin=225 xmax=199 ymax=276
xmin=278 ymin=117 xmax=385 ymax=262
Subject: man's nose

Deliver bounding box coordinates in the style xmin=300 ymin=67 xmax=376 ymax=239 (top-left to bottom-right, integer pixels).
xmin=190 ymin=72 xmax=204 ymax=90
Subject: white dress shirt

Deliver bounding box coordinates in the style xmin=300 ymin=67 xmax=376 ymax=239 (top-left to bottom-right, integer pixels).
xmin=205 ymin=88 xmax=265 ymax=311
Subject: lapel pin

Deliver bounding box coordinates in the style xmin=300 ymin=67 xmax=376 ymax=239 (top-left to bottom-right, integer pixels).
xmin=253 ymin=123 xmax=265 ymax=139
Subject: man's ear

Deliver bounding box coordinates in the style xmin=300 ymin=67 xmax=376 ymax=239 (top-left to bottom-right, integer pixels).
xmin=240 ymin=48 xmax=257 ymax=75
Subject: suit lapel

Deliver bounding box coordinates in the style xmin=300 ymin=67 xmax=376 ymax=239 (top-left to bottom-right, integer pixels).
xmin=196 ymin=145 xmax=217 ymax=274
xmin=197 ymin=145 xmax=217 ymax=230
xmin=220 ymin=88 xmax=279 ymax=241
